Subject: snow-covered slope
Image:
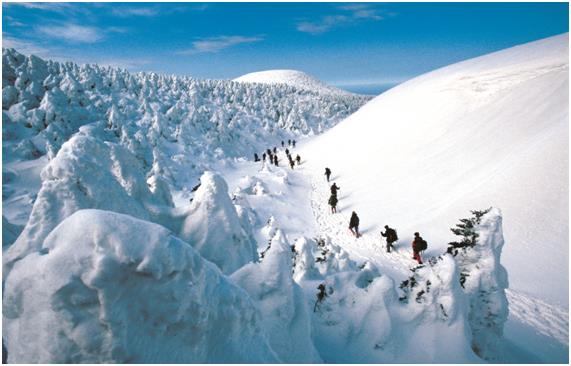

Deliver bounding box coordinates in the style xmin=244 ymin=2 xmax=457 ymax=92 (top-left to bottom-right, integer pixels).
xmin=302 ymin=33 xmax=569 ymax=306
xmin=234 ymin=69 xmax=356 ymax=96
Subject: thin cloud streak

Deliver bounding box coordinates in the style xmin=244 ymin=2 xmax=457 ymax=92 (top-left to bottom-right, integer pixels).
xmin=111 ymin=6 xmax=158 ymax=18
xmin=297 ymin=4 xmax=386 ymax=35
xmin=177 ymin=35 xmax=264 ymax=55
xmin=37 ymin=23 xmax=103 ymax=43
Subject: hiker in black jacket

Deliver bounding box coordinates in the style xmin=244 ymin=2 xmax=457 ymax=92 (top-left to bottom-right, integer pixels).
xmin=349 ymin=211 xmax=360 ymax=237
xmin=328 ymin=194 xmax=338 ymax=213
xmin=381 ymin=225 xmax=398 ymax=253
xmin=296 ymin=154 xmax=301 ymax=165
xmin=330 ymin=183 xmax=340 ymax=196
xmin=324 ymin=167 xmax=331 ymax=182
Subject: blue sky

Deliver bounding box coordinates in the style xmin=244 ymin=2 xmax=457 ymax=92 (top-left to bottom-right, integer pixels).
xmin=3 ymin=2 xmax=569 ymax=94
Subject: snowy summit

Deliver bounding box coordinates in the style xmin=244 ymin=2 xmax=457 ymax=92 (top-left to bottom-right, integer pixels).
xmin=234 ymin=69 xmax=356 ymax=96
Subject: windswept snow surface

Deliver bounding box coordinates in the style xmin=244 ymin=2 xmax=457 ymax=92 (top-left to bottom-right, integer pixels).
xmin=234 ymin=69 xmax=356 ymax=96
xmin=301 ymin=33 xmax=569 ymax=307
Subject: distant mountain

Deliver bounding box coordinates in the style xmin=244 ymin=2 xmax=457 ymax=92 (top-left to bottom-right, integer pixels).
xmin=234 ymin=69 xmax=358 ymax=96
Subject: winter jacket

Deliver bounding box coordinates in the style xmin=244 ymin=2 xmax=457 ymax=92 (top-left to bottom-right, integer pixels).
xmin=349 ymin=213 xmax=359 ymax=228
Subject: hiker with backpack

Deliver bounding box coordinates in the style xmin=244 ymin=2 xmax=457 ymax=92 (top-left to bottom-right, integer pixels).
xmin=412 ymin=232 xmax=427 ymax=264
xmin=262 ymin=152 xmax=266 ymax=162
xmin=296 ymin=154 xmax=301 ymax=165
xmin=328 ymin=193 xmax=338 ymax=213
xmin=273 ymin=155 xmax=278 ymax=166
xmin=381 ymin=225 xmax=398 ymax=253
xmin=314 ymin=283 xmax=327 ymax=312
xmin=254 ymin=153 xmax=260 ymax=162
xmin=330 ymin=183 xmax=340 ymax=196
xmin=349 ymin=211 xmax=360 ymax=237
xmin=324 ymin=167 xmax=331 ymax=182
xmin=289 ymin=158 xmax=295 ymax=170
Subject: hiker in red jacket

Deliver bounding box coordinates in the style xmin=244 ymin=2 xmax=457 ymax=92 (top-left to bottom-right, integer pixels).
xmin=412 ymin=232 xmax=425 ymax=264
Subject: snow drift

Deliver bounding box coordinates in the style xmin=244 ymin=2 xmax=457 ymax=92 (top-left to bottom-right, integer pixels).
xmin=2 ymin=209 xmax=278 ymax=363
xmin=302 ymin=33 xmax=569 ymax=306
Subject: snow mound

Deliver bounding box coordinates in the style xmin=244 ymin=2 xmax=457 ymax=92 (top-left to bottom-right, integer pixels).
xmin=2 ymin=209 xmax=278 ymax=363
xmin=231 ymin=229 xmax=321 ymax=363
xmin=302 ymin=33 xmax=569 ymax=305
xmin=179 ymin=171 xmax=258 ymax=274
xmin=234 ymin=69 xmax=357 ymax=96
xmin=3 ymin=134 xmax=172 ymax=275
xmin=449 ymin=208 xmax=509 ymax=360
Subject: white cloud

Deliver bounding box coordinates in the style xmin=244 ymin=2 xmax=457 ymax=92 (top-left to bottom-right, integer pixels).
xmin=111 ymin=6 xmax=158 ymax=18
xmin=2 ymin=36 xmax=51 ymax=57
xmin=37 ymin=24 xmax=103 ymax=43
xmin=297 ymin=15 xmax=350 ymax=35
xmin=297 ymin=4 xmax=386 ymax=35
xmin=4 ymin=3 xmax=72 ymax=12
xmin=177 ymin=36 xmax=264 ymax=55
xmin=4 ymin=16 xmax=25 ymax=27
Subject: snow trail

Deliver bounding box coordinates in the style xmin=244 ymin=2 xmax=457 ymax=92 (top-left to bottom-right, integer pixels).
xmin=303 ymin=154 xmax=569 ymax=354
xmin=308 ymin=169 xmax=415 ymax=281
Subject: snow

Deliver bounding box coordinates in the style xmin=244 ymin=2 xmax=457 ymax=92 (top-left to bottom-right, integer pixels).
xmin=234 ymin=69 xmax=357 ymax=96
xmin=301 ymin=33 xmax=569 ymax=307
xmin=2 ymin=33 xmax=568 ymax=363
xmin=231 ymin=229 xmax=321 ymax=363
xmin=179 ymin=171 xmax=258 ymax=274
xmin=3 ymin=209 xmax=278 ymax=363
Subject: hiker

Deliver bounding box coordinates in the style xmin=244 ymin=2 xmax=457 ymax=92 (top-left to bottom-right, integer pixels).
xmin=266 ymin=148 xmax=272 ymax=156
xmin=262 ymin=152 xmax=266 ymax=162
xmin=324 ymin=167 xmax=331 ymax=182
xmin=349 ymin=211 xmax=360 ymax=237
xmin=296 ymin=154 xmax=301 ymax=165
xmin=412 ymin=232 xmax=426 ymax=264
xmin=381 ymin=225 xmax=398 ymax=253
xmin=330 ymin=183 xmax=340 ymax=196
xmin=281 ymin=140 xmax=284 ymax=147
xmin=289 ymin=159 xmax=295 ymax=170
xmin=288 ymin=139 xmax=291 ymax=146
xmin=273 ymin=147 xmax=277 ymax=154
xmin=254 ymin=153 xmax=260 ymax=162
xmin=285 ymin=148 xmax=290 ymax=156
xmin=328 ymin=194 xmax=338 ymax=213
xmin=314 ymin=283 xmax=327 ymax=312
xmin=273 ymin=155 xmax=278 ymax=166
xmin=292 ymin=140 xmax=296 ymax=147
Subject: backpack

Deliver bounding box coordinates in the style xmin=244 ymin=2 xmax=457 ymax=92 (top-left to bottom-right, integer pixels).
xmin=391 ymin=229 xmax=398 ymax=242
xmin=420 ymin=239 xmax=427 ymax=251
